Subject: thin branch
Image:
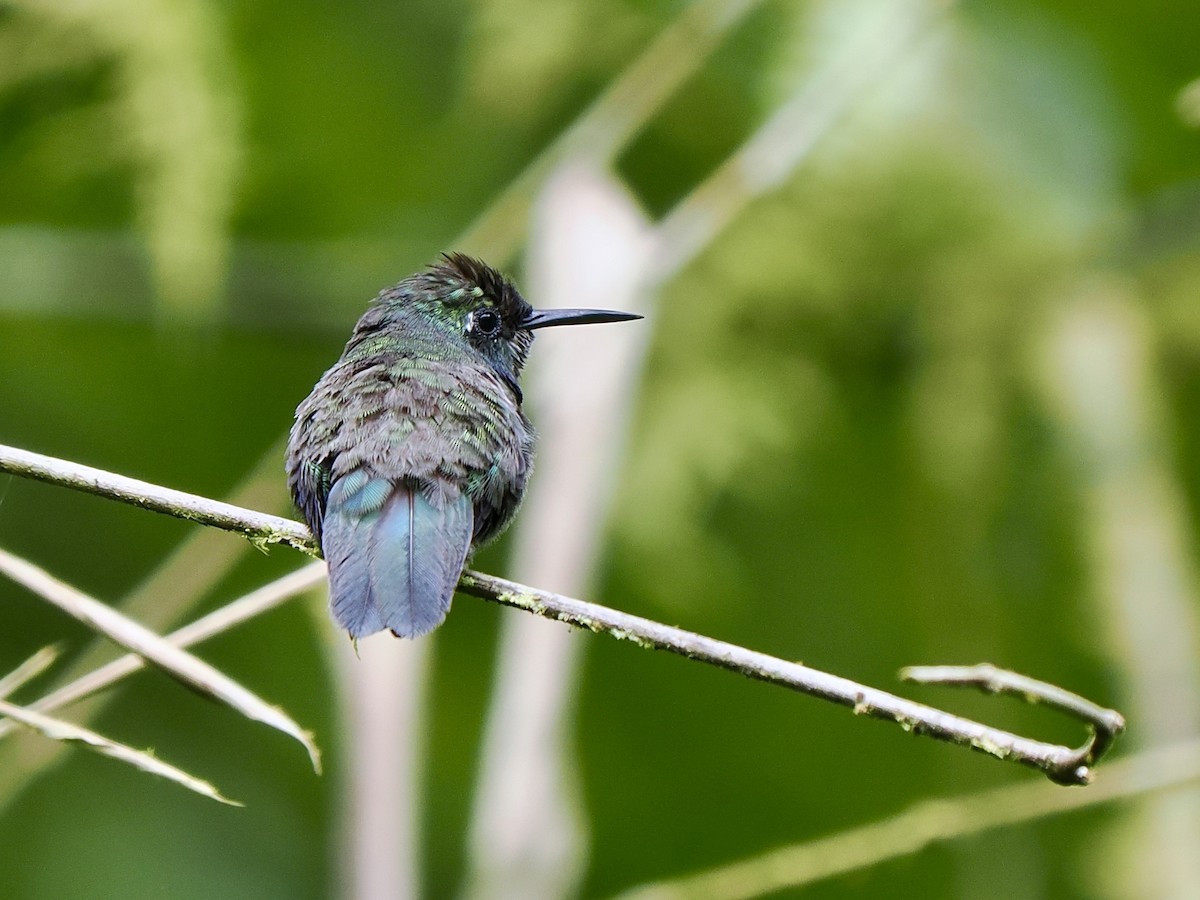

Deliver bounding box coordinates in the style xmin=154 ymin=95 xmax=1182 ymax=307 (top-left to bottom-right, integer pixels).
xmin=609 ymin=738 xmax=1200 ymax=900
xmin=0 ymin=443 xmax=311 ymax=553
xmin=458 ymin=572 xmax=1116 ymax=785
xmin=0 ymin=443 xmax=1124 ymax=784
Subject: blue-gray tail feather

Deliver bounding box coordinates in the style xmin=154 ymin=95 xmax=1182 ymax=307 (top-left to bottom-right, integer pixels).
xmin=322 ymin=472 xmax=473 ymax=639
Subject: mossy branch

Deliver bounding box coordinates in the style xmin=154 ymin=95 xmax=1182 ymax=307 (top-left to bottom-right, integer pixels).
xmin=0 ymin=442 xmax=1125 ymax=784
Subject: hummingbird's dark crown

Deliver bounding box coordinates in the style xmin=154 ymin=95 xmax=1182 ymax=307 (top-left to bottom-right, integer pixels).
xmin=373 ymin=252 xmax=531 ymax=326
xmin=427 ymin=252 xmax=527 ymax=313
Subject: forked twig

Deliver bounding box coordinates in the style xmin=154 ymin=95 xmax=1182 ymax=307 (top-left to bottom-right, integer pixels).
xmin=902 ymin=663 xmax=1126 ymax=777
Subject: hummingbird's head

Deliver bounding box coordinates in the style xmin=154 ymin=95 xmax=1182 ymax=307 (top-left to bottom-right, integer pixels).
xmin=422 ymin=253 xmax=538 ymax=378
xmin=366 ymin=253 xmax=641 ymax=392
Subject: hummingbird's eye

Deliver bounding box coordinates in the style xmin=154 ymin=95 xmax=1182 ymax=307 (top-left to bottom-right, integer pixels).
xmin=472 ymin=308 xmax=502 ymax=337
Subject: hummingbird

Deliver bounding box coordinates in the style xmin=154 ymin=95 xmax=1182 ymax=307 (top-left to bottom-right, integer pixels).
xmin=286 ymin=253 xmax=640 ymax=640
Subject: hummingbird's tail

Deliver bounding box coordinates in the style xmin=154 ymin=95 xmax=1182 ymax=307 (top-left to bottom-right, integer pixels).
xmin=321 ymin=471 xmax=473 ymax=639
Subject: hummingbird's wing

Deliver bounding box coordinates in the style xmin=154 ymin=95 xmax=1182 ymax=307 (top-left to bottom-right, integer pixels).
xmin=322 ymin=470 xmax=473 ymax=639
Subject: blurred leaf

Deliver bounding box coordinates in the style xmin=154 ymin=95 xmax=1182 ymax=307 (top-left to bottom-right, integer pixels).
xmin=2 ymin=0 xmax=241 ymax=323
xmin=0 ymin=646 xmax=58 ymax=700
xmin=0 ymin=698 xmax=240 ymax=806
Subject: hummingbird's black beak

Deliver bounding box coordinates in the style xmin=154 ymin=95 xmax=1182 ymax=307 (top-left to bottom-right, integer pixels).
xmin=520 ymin=307 xmax=643 ymax=330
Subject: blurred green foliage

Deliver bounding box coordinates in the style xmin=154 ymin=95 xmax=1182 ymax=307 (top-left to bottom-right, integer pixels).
xmin=2 ymin=0 xmax=1199 ymax=898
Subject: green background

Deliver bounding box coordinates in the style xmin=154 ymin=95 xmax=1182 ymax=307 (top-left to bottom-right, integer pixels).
xmin=2 ymin=0 xmax=1199 ymax=897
